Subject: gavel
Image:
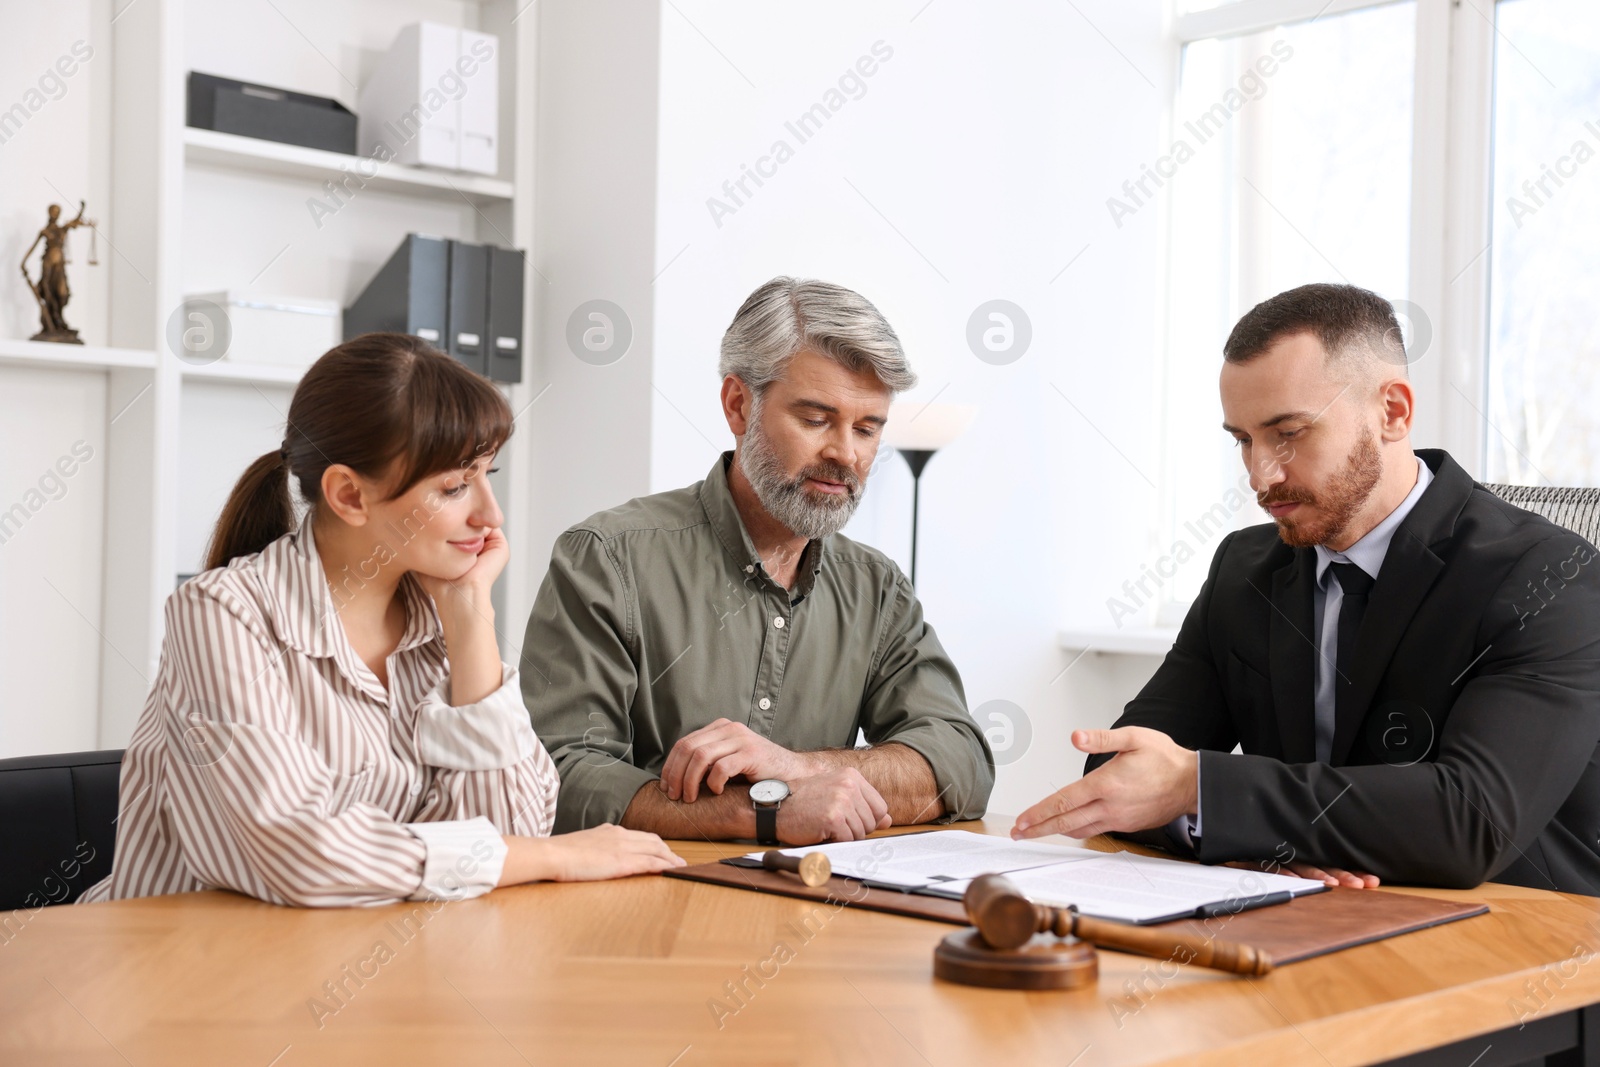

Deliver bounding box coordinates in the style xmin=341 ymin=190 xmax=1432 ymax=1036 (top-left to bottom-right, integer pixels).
xmin=760 ymin=850 xmax=831 ymax=887
xmin=963 ymin=873 xmax=1272 ymax=975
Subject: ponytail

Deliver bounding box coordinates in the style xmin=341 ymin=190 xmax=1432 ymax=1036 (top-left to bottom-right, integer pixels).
xmin=204 ymin=449 xmax=295 ymax=570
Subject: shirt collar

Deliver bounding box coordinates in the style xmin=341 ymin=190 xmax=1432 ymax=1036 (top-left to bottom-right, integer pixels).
xmin=1315 ymin=455 xmax=1434 ymax=589
xmin=698 ymin=451 xmax=826 ymax=598
xmin=258 ymin=509 xmax=441 ymax=661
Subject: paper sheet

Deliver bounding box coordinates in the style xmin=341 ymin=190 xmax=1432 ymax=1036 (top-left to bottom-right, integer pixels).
xmin=747 ymin=830 xmax=1091 ymax=885
xmin=746 ymin=830 xmax=1324 ymax=924
xmin=935 ymin=851 xmax=1323 ymax=923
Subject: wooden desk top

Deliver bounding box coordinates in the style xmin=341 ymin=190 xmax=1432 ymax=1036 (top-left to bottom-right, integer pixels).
xmin=5 ymin=817 xmax=1600 ymax=1067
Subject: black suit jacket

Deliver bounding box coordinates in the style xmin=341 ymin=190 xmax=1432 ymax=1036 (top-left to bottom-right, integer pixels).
xmin=1088 ymin=449 xmax=1600 ymax=893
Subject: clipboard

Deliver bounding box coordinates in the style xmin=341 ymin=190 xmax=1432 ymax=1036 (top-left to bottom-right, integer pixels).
xmin=663 ymin=857 xmax=1490 ymax=964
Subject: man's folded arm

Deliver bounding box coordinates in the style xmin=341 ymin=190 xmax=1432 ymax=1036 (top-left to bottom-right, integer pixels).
xmin=520 ymin=529 xmax=649 ymax=833
xmin=621 ymin=781 xmax=758 ymax=839
xmin=799 ymin=742 xmax=945 ymax=825
xmin=1197 ymin=534 xmax=1600 ymax=888
xmin=854 ymin=571 xmax=996 ymax=824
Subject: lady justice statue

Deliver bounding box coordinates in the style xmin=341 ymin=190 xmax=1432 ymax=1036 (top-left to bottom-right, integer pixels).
xmin=20 ymin=200 xmax=98 ymax=344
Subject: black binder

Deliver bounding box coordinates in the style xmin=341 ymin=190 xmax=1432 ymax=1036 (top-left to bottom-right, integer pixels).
xmin=343 ymin=234 xmax=449 ymax=348
xmin=485 ymin=246 xmax=524 ymax=383
xmin=447 ymin=240 xmax=488 ymax=376
xmin=346 ymin=234 xmax=524 ymax=380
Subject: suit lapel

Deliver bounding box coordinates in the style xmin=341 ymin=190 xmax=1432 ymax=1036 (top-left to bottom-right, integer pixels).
xmin=1328 ymin=448 xmax=1467 ymax=764
xmin=1266 ymin=549 xmax=1318 ymax=764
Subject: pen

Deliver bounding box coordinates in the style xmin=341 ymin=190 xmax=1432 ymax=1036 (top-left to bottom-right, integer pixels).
xmin=1195 ymin=890 xmax=1293 ymax=918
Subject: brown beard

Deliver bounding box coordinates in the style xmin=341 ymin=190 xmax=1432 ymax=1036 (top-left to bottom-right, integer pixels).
xmin=1261 ymin=429 xmax=1383 ymax=548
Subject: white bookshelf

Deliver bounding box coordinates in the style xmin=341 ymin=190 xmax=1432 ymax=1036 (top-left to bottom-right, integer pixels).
xmin=0 ymin=339 xmax=156 ymax=373
xmin=178 ymin=360 xmax=307 ymax=386
xmin=2 ymin=0 xmax=540 ymax=754
xmin=183 ymin=127 xmax=516 ymax=204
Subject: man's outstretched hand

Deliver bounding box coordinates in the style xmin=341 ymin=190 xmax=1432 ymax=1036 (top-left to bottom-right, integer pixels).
xmin=1011 ymin=727 xmax=1198 ymax=840
xmin=1009 ymin=727 xmax=1382 ymax=887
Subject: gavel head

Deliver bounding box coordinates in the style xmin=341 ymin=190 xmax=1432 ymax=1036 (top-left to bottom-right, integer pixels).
xmin=796 ymin=853 xmax=831 ymax=887
xmin=760 ymin=849 xmax=833 ymax=887
xmin=964 ymin=873 xmax=1044 ymax=950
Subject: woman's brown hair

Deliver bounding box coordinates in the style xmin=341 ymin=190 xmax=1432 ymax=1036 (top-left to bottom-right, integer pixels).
xmin=203 ymin=332 xmax=513 ymax=571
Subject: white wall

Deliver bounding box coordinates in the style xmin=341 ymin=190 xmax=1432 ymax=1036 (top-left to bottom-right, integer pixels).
xmin=643 ymin=0 xmax=1174 ymax=817
xmin=527 ymin=0 xmax=663 ymax=578
xmin=0 ymin=369 xmax=110 ymax=755
xmin=0 ymin=1 xmax=115 ymax=755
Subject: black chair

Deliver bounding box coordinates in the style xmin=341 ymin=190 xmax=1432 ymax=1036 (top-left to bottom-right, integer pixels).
xmin=0 ymin=749 xmax=122 ymax=911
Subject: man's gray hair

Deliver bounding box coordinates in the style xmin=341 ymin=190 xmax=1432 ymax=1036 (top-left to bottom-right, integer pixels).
xmin=719 ymin=277 xmax=917 ymax=395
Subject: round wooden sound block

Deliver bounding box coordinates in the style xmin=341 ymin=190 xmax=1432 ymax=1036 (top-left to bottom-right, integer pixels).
xmin=932 ymin=928 xmax=1099 ymax=990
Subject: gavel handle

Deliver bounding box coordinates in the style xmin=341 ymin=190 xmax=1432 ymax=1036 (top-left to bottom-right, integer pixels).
xmin=1058 ymin=910 xmax=1273 ymax=976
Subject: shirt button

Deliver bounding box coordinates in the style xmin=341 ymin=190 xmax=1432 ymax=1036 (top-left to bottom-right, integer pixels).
xmin=758 ymin=697 xmax=772 ymax=711
xmin=773 ymin=616 xmax=785 ymax=629
xmin=745 ymin=564 xmax=755 ymax=574
xmin=409 ymin=780 xmax=422 ymax=796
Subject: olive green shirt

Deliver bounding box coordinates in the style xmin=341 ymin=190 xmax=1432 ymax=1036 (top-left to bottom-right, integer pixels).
xmin=521 ymin=453 xmax=994 ymax=832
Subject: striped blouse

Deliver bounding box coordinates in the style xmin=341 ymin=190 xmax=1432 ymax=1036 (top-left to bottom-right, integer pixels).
xmin=80 ymin=510 xmax=559 ymax=907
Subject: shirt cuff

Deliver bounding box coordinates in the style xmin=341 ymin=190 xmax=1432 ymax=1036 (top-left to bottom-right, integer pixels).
xmin=416 ymin=664 xmax=539 ymax=772
xmin=553 ymin=759 xmax=660 ymax=833
xmin=405 ymin=816 xmax=507 ymax=901
xmin=1191 ymin=755 xmax=1202 ymax=840
xmin=1163 ymin=758 xmax=1202 ymax=852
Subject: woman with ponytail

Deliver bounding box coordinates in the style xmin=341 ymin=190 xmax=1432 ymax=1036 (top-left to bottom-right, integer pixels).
xmin=83 ymin=333 xmax=682 ymax=906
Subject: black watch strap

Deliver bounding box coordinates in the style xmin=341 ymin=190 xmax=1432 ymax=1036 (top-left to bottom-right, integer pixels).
xmin=755 ymin=802 xmax=780 ymax=847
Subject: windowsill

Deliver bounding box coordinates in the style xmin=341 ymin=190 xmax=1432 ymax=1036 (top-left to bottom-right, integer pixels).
xmin=1057 ymin=626 xmax=1179 ymax=657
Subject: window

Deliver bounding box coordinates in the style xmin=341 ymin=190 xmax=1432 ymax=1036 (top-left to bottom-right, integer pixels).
xmin=1159 ymin=1 xmax=1418 ymax=612
xmin=1484 ymin=0 xmax=1600 ymax=484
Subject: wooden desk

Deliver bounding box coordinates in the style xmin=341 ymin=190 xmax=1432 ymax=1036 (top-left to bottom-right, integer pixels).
xmin=5 ymin=817 xmax=1600 ymax=1067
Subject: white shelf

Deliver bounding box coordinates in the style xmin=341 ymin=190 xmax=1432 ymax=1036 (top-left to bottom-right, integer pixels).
xmin=179 ymin=360 xmax=305 ymax=386
xmin=0 ymin=338 xmax=156 ymax=372
xmin=1058 ymin=626 xmax=1179 ymax=657
xmin=183 ymin=127 xmax=516 ymax=204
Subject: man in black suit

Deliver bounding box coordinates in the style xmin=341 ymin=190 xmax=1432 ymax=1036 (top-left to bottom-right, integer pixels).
xmin=1014 ymin=282 xmax=1600 ymax=894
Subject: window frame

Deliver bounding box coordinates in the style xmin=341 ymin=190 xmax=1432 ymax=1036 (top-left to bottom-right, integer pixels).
xmin=1151 ymin=0 xmax=1495 ymax=623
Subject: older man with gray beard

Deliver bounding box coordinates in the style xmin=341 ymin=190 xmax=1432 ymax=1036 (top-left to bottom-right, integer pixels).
xmin=521 ymin=277 xmax=994 ymax=845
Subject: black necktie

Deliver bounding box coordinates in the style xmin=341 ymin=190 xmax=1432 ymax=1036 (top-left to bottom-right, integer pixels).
xmin=1329 ymin=562 xmax=1376 ymax=759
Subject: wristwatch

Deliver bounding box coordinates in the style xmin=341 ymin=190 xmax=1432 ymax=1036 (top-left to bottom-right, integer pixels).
xmin=750 ymin=779 xmax=789 ymax=846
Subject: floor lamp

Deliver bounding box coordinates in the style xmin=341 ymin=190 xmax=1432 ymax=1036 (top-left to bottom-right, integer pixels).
xmin=884 ymin=402 xmax=976 ymax=587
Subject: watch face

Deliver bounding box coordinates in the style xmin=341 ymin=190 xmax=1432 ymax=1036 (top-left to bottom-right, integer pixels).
xmin=750 ymin=779 xmax=789 ymax=804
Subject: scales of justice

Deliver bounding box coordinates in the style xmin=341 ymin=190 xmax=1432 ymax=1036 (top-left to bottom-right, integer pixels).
xmin=20 ymin=200 xmax=99 ymax=344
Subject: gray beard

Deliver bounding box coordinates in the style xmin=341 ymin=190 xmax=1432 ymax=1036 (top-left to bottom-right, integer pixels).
xmin=739 ymin=404 xmax=863 ymax=541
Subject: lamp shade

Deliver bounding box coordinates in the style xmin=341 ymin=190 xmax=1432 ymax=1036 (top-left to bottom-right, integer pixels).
xmin=883 ymin=401 xmax=977 ymax=451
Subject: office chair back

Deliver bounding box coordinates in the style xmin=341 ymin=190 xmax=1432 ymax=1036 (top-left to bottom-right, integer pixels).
xmin=0 ymin=749 xmax=122 ymax=912
xmin=1483 ymin=483 xmax=1600 ymax=545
